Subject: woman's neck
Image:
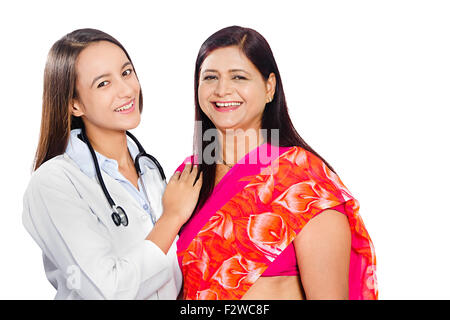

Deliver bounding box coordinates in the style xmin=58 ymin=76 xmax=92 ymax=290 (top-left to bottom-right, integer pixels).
xmin=218 ymin=128 xmax=265 ymax=165
xmin=84 ymin=125 xmax=133 ymax=170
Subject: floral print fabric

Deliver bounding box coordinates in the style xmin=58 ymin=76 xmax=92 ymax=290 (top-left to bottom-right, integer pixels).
xmin=178 ymin=146 xmax=378 ymax=300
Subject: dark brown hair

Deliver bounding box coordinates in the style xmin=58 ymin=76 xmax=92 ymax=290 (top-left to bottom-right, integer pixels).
xmin=33 ymin=28 xmax=143 ymax=171
xmin=194 ymin=26 xmax=335 ymax=210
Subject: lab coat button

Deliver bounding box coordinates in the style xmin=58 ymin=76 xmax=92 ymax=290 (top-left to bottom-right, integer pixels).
xmin=143 ymin=204 xmax=149 ymax=210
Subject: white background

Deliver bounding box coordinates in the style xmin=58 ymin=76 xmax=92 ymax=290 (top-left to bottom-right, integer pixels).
xmin=1 ymin=0 xmax=449 ymax=299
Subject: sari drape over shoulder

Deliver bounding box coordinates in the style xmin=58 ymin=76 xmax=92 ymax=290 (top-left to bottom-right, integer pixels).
xmin=176 ymin=143 xmax=378 ymax=300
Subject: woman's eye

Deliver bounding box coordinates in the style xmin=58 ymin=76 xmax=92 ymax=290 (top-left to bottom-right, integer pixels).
xmin=97 ymin=81 xmax=109 ymax=88
xmin=203 ymin=75 xmax=217 ymax=81
xmin=233 ymin=75 xmax=247 ymax=80
xmin=122 ymin=68 xmax=133 ymax=77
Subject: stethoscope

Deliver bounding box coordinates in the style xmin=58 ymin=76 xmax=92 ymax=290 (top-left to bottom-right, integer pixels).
xmin=78 ymin=127 xmax=166 ymax=227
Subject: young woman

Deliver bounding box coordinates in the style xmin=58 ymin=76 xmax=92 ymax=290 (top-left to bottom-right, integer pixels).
xmin=22 ymin=28 xmax=202 ymax=300
xmin=176 ymin=26 xmax=377 ymax=300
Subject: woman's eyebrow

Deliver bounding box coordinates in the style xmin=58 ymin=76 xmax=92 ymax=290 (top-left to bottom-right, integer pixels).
xmin=91 ymin=72 xmax=110 ymax=88
xmin=201 ymin=68 xmax=250 ymax=75
xmin=122 ymin=61 xmax=132 ymax=69
xmin=90 ymin=61 xmax=132 ymax=88
xmin=201 ymin=69 xmax=218 ymax=74
xmin=229 ymin=69 xmax=250 ymax=75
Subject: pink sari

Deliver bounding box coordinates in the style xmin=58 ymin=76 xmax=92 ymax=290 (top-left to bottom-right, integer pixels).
xmin=176 ymin=143 xmax=378 ymax=300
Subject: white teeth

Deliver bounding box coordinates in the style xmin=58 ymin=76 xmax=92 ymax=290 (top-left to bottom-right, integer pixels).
xmin=115 ymin=101 xmax=133 ymax=112
xmin=215 ymin=102 xmax=242 ymax=107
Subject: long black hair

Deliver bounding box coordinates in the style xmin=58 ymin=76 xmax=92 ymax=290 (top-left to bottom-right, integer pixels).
xmin=194 ymin=26 xmax=335 ymax=210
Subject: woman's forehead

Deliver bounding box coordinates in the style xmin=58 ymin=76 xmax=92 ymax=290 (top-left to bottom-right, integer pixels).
xmin=201 ymin=46 xmax=256 ymax=73
xmin=76 ymin=41 xmax=129 ymax=81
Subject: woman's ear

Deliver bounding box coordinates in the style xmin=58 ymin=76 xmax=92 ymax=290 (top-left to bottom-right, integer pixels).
xmin=70 ymin=99 xmax=84 ymax=117
xmin=265 ymin=73 xmax=276 ymax=103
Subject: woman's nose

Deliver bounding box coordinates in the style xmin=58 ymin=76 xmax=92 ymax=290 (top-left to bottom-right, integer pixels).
xmin=117 ymin=78 xmax=134 ymax=97
xmin=214 ymin=78 xmax=233 ymax=97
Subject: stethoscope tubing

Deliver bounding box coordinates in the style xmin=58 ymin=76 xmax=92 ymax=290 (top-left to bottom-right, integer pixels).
xmin=80 ymin=129 xmax=117 ymax=209
xmin=79 ymin=127 xmax=166 ymax=227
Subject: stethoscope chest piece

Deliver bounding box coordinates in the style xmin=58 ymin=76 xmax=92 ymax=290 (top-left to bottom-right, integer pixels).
xmin=112 ymin=206 xmax=129 ymax=227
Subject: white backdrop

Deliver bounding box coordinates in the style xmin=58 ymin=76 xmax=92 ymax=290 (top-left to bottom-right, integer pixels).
xmin=1 ymin=0 xmax=449 ymax=299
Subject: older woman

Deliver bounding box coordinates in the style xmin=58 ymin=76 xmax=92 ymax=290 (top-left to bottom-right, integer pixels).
xmin=176 ymin=26 xmax=377 ymax=300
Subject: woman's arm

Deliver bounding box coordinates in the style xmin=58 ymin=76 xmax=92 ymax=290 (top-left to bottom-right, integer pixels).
xmin=146 ymin=163 xmax=202 ymax=254
xmin=294 ymin=209 xmax=351 ymax=300
xmin=22 ymin=163 xmax=201 ymax=299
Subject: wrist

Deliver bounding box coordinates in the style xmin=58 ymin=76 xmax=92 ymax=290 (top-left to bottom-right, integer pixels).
xmin=158 ymin=211 xmax=186 ymax=229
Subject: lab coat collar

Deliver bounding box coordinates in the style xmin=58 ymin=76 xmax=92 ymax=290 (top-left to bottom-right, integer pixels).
xmin=65 ymin=128 xmax=156 ymax=179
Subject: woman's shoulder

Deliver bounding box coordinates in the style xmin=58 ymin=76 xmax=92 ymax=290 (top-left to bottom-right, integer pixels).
xmin=277 ymin=145 xmax=320 ymax=163
xmin=273 ymin=145 xmax=355 ymax=200
xmin=26 ymin=154 xmax=80 ymax=192
xmin=275 ymin=146 xmax=330 ymax=175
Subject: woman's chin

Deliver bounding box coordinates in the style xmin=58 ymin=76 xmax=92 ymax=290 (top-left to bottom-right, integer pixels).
xmin=212 ymin=118 xmax=245 ymax=132
xmin=110 ymin=119 xmax=140 ymax=131
xmin=116 ymin=116 xmax=141 ymax=132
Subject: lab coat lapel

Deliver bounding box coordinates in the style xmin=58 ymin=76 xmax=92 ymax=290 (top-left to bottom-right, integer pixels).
xmin=140 ymin=166 xmax=166 ymax=220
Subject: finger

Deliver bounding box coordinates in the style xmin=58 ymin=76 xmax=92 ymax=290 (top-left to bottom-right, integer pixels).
xmin=180 ymin=163 xmax=192 ymax=180
xmin=169 ymin=171 xmax=181 ymax=183
xmin=194 ymin=171 xmax=203 ymax=188
xmin=188 ymin=165 xmax=198 ymax=185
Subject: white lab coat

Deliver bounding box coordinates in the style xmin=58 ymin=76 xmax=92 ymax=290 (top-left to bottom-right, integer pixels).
xmin=22 ymin=153 xmax=182 ymax=300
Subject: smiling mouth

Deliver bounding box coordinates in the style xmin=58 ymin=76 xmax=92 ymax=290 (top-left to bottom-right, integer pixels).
xmin=212 ymin=101 xmax=242 ymax=112
xmin=114 ymin=99 xmax=135 ymax=113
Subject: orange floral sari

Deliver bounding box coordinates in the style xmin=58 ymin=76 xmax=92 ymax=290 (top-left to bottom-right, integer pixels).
xmin=176 ymin=144 xmax=378 ymax=300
